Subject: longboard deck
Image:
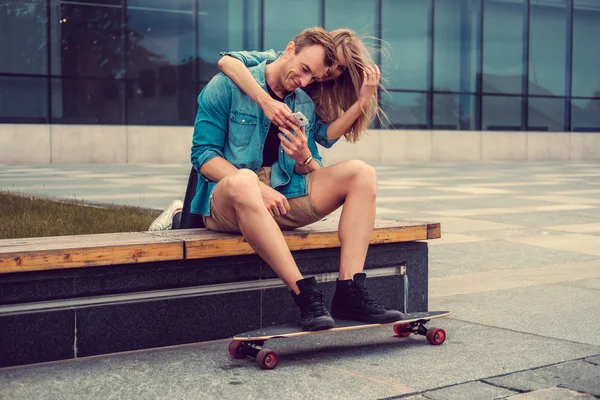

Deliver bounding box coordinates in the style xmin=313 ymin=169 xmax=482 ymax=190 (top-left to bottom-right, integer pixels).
xmin=233 ymin=311 xmax=450 ymax=341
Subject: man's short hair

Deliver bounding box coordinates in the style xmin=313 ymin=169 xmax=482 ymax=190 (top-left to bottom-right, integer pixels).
xmin=292 ymin=27 xmax=337 ymax=67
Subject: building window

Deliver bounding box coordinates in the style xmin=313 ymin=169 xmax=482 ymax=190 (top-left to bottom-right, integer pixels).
xmin=482 ymin=0 xmax=527 ymax=95
xmin=51 ymin=78 xmax=124 ymax=124
xmin=381 ymin=0 xmax=431 ymax=91
xmin=198 ymin=0 xmax=261 ymax=83
xmin=528 ymin=0 xmax=569 ymax=97
xmin=263 ymin=0 xmax=320 ymax=51
xmin=572 ymin=0 xmax=600 ymax=98
xmin=571 ymin=99 xmax=600 ymax=132
xmin=127 ymin=80 xmax=196 ymax=125
xmin=127 ymin=0 xmax=195 ymax=81
xmin=50 ymin=0 xmax=124 ymax=78
xmin=482 ymin=95 xmax=522 ymax=130
xmin=434 ymin=94 xmax=476 ymax=130
xmin=0 ymin=76 xmax=48 ymax=122
xmin=528 ymin=97 xmax=565 ymax=131
xmin=382 ymin=91 xmax=428 ymax=129
xmin=434 ymin=0 xmax=481 ymax=93
xmin=325 ymin=0 xmax=377 ymax=36
xmin=0 ymin=0 xmax=48 ymax=75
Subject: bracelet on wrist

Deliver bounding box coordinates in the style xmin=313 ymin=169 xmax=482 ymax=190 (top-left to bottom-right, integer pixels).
xmin=296 ymin=155 xmax=313 ymax=166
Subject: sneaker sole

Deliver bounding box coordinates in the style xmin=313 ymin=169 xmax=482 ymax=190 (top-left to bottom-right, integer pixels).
xmin=331 ymin=312 xmax=404 ymax=325
xmin=302 ymin=317 xmax=336 ymax=331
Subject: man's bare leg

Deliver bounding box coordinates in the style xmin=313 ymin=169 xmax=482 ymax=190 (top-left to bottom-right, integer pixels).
xmin=205 ymin=169 xmax=335 ymax=331
xmin=205 ymin=169 xmax=304 ymax=293
xmin=309 ymin=160 xmax=377 ymax=280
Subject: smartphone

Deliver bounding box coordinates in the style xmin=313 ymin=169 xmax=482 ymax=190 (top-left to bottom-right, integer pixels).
xmin=292 ymin=111 xmax=309 ymax=128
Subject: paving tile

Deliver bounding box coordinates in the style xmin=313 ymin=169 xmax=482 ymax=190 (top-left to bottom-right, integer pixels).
xmin=428 ymin=240 xmax=598 ymax=278
xmin=544 ymin=223 xmax=600 ymax=234
xmin=506 ymin=233 xmax=600 ymax=257
xmin=484 ymin=361 xmax=600 ymax=396
xmin=423 ymin=381 xmax=517 ymax=400
xmin=506 ymin=387 xmax=596 ymax=399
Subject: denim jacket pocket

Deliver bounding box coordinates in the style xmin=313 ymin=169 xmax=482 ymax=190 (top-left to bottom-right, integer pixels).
xmin=229 ymin=111 xmax=258 ymax=147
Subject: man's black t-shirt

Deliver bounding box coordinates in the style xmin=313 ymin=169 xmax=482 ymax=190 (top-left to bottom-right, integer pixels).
xmin=261 ymin=85 xmax=287 ymax=167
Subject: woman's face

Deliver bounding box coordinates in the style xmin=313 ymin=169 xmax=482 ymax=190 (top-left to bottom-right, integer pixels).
xmin=315 ymin=45 xmax=348 ymax=82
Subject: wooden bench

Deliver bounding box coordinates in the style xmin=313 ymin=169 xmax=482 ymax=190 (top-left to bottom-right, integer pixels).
xmin=0 ymin=218 xmax=440 ymax=368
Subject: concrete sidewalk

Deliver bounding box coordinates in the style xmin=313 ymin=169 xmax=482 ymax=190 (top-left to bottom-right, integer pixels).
xmin=0 ymin=162 xmax=599 ymax=399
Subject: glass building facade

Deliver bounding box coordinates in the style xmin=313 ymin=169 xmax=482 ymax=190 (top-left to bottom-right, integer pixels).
xmin=0 ymin=0 xmax=599 ymax=132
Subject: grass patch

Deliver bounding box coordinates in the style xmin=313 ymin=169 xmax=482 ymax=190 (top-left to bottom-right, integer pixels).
xmin=0 ymin=192 xmax=159 ymax=239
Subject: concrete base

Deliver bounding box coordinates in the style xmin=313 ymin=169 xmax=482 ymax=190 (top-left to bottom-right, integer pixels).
xmin=0 ymin=242 xmax=429 ymax=368
xmin=1 ymin=124 xmax=600 ymax=164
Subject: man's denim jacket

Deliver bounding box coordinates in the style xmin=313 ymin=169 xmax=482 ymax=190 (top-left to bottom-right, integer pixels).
xmin=190 ymin=60 xmax=338 ymax=217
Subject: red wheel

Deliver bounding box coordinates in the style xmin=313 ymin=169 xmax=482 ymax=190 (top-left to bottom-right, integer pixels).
xmin=393 ymin=324 xmax=412 ymax=337
xmin=256 ymin=349 xmax=279 ymax=370
xmin=426 ymin=328 xmax=446 ymax=345
xmin=228 ymin=340 xmax=246 ymax=359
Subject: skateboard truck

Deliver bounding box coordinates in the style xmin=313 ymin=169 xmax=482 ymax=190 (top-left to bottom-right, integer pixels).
xmin=228 ymin=340 xmax=279 ymax=370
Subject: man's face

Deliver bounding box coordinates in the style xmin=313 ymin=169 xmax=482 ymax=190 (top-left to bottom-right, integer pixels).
xmin=280 ymin=44 xmax=331 ymax=91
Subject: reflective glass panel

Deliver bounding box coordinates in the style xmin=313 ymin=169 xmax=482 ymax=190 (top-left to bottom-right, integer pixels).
xmin=264 ymin=0 xmax=320 ymax=51
xmin=198 ymin=0 xmax=261 ymax=82
xmin=0 ymin=0 xmax=48 ymax=75
xmin=528 ymin=97 xmax=565 ymax=131
xmin=482 ymin=95 xmax=522 ymax=130
xmin=381 ymin=91 xmax=428 ymax=129
xmin=434 ymin=0 xmax=481 ymax=93
xmin=51 ymin=1 xmax=124 ymax=78
xmin=325 ymin=0 xmax=377 ymax=36
xmin=127 ymin=1 xmax=195 ymax=81
xmin=528 ymin=0 xmax=568 ymax=96
xmin=572 ymin=0 xmax=600 ymax=98
xmin=571 ymin=99 xmax=600 ymax=132
xmin=127 ymin=79 xmax=196 ymax=125
xmin=381 ymin=0 xmax=431 ymax=90
xmin=482 ymin=0 xmax=527 ymax=94
xmin=0 ymin=77 xmax=48 ymax=121
xmin=51 ymin=78 xmax=123 ymax=124
xmin=433 ymin=94 xmax=476 ymax=130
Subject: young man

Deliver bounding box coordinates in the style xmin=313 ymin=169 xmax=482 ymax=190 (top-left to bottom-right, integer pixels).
xmin=164 ymin=28 xmax=403 ymax=331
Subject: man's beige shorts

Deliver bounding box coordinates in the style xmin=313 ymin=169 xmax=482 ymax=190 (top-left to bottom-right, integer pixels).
xmin=202 ymin=167 xmax=327 ymax=233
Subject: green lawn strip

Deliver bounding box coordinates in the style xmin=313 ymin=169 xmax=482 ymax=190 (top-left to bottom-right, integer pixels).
xmin=0 ymin=192 xmax=159 ymax=239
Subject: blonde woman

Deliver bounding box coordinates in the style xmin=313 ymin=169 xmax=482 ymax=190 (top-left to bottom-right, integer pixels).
xmin=217 ymin=28 xmax=384 ymax=148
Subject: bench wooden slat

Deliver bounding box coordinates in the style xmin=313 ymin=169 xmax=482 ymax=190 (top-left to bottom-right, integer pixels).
xmin=151 ymin=219 xmax=441 ymax=260
xmin=0 ymin=219 xmax=440 ymax=274
xmin=0 ymin=232 xmax=184 ymax=274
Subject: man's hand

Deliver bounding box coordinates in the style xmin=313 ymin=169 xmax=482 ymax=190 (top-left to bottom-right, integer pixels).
xmin=358 ymin=65 xmax=381 ymax=106
xmin=278 ymin=123 xmax=312 ymax=165
xmin=259 ymin=182 xmax=290 ymax=217
xmin=259 ymin=96 xmax=298 ymax=128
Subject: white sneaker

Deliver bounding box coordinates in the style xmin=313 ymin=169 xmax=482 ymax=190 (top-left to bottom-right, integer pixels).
xmin=149 ymin=199 xmax=183 ymax=231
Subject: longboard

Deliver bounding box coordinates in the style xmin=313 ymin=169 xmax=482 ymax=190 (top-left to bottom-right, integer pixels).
xmin=228 ymin=311 xmax=450 ymax=369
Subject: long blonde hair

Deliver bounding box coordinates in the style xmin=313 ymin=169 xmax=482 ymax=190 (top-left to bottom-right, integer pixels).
xmin=306 ymin=29 xmax=387 ymax=143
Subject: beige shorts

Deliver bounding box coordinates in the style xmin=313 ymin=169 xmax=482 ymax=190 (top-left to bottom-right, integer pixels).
xmin=202 ymin=167 xmax=327 ymax=233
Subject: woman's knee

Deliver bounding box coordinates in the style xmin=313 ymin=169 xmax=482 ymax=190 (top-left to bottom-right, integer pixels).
xmin=345 ymin=160 xmax=377 ymax=187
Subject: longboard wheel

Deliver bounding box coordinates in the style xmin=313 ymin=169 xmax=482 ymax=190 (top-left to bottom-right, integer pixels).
xmin=256 ymin=349 xmax=279 ymax=370
xmin=426 ymin=328 xmax=446 ymax=345
xmin=228 ymin=340 xmax=247 ymax=359
xmin=393 ymin=323 xmax=412 ymax=337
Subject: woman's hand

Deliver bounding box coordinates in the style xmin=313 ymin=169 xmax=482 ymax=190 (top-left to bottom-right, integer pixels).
xmin=278 ymin=123 xmax=312 ymax=165
xmin=358 ymin=65 xmax=381 ymax=106
xmin=259 ymin=96 xmax=298 ymax=128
